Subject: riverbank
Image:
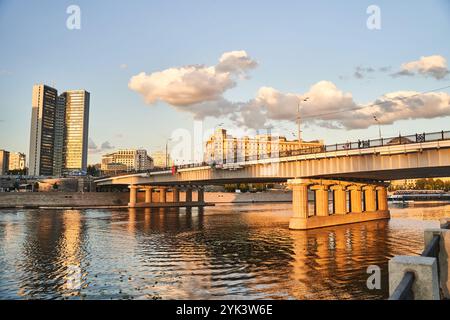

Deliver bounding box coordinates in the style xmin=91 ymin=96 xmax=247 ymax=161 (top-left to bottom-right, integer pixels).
xmin=0 ymin=190 xmax=293 ymax=209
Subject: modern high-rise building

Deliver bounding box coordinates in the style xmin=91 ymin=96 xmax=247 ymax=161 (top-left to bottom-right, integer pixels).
xmin=29 ymin=84 xmax=90 ymax=177
xmin=0 ymin=150 xmax=10 ymax=175
xmin=53 ymin=94 xmax=66 ymax=176
xmin=62 ymin=90 xmax=90 ymax=174
xmin=29 ymin=84 xmax=58 ymax=176
xmin=8 ymin=152 xmax=26 ymax=172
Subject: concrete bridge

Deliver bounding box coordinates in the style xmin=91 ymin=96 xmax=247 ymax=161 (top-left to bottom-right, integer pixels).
xmin=95 ymin=130 xmax=450 ymax=230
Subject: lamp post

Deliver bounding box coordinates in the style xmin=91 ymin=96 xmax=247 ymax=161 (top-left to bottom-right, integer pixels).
xmin=297 ymin=97 xmax=309 ymax=148
xmin=373 ymin=115 xmax=382 ymax=140
xmin=165 ymin=138 xmax=172 ymax=168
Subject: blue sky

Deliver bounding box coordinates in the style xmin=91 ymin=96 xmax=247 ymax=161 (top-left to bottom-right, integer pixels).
xmin=0 ymin=0 xmax=449 ymax=164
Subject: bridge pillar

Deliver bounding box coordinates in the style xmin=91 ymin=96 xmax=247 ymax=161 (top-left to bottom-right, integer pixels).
xmin=185 ymin=187 xmax=193 ymax=203
xmin=289 ymin=182 xmax=309 ymax=229
xmin=144 ymin=187 xmax=153 ymax=203
xmin=312 ymin=185 xmax=329 ymax=217
xmin=173 ymin=187 xmax=180 ymax=203
xmin=128 ymin=185 xmax=138 ymax=208
xmin=363 ymin=185 xmax=377 ymax=212
xmin=159 ymin=187 xmax=167 ymax=203
xmin=376 ymin=186 xmax=388 ymax=211
xmin=198 ymin=187 xmax=204 ymax=203
xmin=331 ymin=185 xmax=347 ymax=215
xmin=348 ymin=185 xmax=363 ymax=213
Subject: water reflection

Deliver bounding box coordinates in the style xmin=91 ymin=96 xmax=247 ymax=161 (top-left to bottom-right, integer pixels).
xmin=0 ymin=202 xmax=448 ymax=300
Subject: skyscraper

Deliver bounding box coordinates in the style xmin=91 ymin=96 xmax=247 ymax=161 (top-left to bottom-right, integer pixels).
xmin=29 ymin=85 xmax=90 ymax=177
xmin=63 ymin=90 xmax=90 ymax=174
xmin=29 ymin=84 xmax=57 ymax=176
xmin=0 ymin=150 xmax=10 ymax=175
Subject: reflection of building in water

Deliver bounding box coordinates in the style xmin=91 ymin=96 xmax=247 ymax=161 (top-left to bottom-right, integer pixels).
xmin=288 ymin=220 xmax=390 ymax=299
xmin=204 ymin=128 xmax=324 ymax=164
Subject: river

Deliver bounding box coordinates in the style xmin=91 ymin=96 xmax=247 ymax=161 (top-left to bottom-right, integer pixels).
xmin=0 ymin=202 xmax=449 ymax=300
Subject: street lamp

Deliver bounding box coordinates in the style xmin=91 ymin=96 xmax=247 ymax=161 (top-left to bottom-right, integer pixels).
xmin=373 ymin=115 xmax=382 ymax=140
xmin=165 ymin=138 xmax=172 ymax=168
xmin=297 ymin=97 xmax=309 ymax=147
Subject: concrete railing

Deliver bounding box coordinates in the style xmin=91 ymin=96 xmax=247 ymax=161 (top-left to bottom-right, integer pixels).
xmin=389 ymin=218 xmax=450 ymax=300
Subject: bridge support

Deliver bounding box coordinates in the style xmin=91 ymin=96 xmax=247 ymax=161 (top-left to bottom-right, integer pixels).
xmin=288 ymin=179 xmax=390 ymax=230
xmin=144 ymin=187 xmax=153 ymax=203
xmin=127 ymin=184 xmax=213 ymax=209
xmin=173 ymin=187 xmax=180 ymax=203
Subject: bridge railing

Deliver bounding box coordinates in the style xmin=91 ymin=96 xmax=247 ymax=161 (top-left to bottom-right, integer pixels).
xmin=388 ymin=218 xmax=450 ymax=300
xmin=156 ymin=130 xmax=450 ymax=172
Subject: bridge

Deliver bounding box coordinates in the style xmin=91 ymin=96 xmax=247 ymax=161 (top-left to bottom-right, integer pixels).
xmin=95 ymin=130 xmax=450 ymax=230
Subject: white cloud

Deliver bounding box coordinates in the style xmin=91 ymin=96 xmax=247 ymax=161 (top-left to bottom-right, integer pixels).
xmin=393 ymin=55 xmax=449 ymax=80
xmin=120 ymin=64 xmax=128 ymax=69
xmin=128 ymin=50 xmax=257 ymax=107
xmin=129 ymin=51 xmax=450 ymax=131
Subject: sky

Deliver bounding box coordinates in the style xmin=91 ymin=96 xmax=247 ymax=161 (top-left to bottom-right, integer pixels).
xmin=0 ymin=0 xmax=449 ymax=164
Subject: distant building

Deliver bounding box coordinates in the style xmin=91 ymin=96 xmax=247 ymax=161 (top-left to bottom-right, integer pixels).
xmin=8 ymin=152 xmax=26 ymax=171
xmin=28 ymin=84 xmax=90 ymax=177
xmin=151 ymin=150 xmax=172 ymax=168
xmin=204 ymin=128 xmax=324 ymax=164
xmin=101 ymin=149 xmax=153 ymax=173
xmin=0 ymin=150 xmax=10 ymax=175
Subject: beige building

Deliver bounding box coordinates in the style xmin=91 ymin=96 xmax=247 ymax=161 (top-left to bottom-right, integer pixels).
xmin=204 ymin=128 xmax=324 ymax=164
xmin=8 ymin=152 xmax=26 ymax=171
xmin=151 ymin=150 xmax=172 ymax=168
xmin=101 ymin=149 xmax=154 ymax=173
xmin=0 ymin=150 xmax=9 ymax=175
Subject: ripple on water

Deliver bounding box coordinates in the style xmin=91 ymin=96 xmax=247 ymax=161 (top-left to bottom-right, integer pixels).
xmin=0 ymin=202 xmax=449 ymax=299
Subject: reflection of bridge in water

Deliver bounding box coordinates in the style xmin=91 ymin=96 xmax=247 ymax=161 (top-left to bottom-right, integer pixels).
xmin=96 ymin=130 xmax=450 ymax=230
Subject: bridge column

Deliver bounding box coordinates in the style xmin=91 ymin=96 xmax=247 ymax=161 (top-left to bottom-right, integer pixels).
xmin=197 ymin=187 xmax=204 ymax=203
xmin=331 ymin=185 xmax=347 ymax=215
xmin=288 ymin=181 xmax=309 ymax=229
xmin=313 ymin=185 xmax=329 ymax=217
xmin=144 ymin=187 xmax=153 ymax=203
xmin=185 ymin=187 xmax=193 ymax=203
xmin=363 ymin=185 xmax=377 ymax=212
xmin=128 ymin=185 xmax=138 ymax=208
xmin=376 ymin=186 xmax=388 ymax=211
xmin=348 ymin=185 xmax=362 ymax=213
xmin=159 ymin=187 xmax=167 ymax=203
xmin=173 ymin=187 xmax=180 ymax=203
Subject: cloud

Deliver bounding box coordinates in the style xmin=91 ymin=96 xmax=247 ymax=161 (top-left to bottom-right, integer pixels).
xmin=128 ymin=50 xmax=257 ymax=107
xmin=392 ymin=55 xmax=449 ymax=80
xmin=89 ymin=138 xmax=115 ymax=153
xmin=120 ymin=64 xmax=128 ymax=69
xmin=342 ymin=91 xmax=450 ymax=129
xmin=129 ymin=51 xmax=450 ymax=131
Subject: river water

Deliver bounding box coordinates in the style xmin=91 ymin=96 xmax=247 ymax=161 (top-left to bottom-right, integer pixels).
xmin=0 ymin=202 xmax=449 ymax=300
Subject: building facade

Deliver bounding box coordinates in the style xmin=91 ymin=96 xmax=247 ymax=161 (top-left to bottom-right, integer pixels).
xmin=8 ymin=152 xmax=26 ymax=172
xmin=28 ymin=84 xmax=90 ymax=177
xmin=204 ymin=128 xmax=324 ymax=164
xmin=62 ymin=90 xmax=90 ymax=174
xmin=29 ymin=84 xmax=58 ymax=176
xmin=0 ymin=150 xmax=10 ymax=175
xmin=101 ymin=149 xmax=154 ymax=173
xmin=151 ymin=150 xmax=172 ymax=168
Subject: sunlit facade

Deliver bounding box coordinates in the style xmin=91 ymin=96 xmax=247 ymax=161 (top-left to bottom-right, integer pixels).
xmin=101 ymin=149 xmax=153 ymax=172
xmin=62 ymin=90 xmax=90 ymax=174
xmin=8 ymin=152 xmax=26 ymax=171
xmin=204 ymin=128 xmax=324 ymax=164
